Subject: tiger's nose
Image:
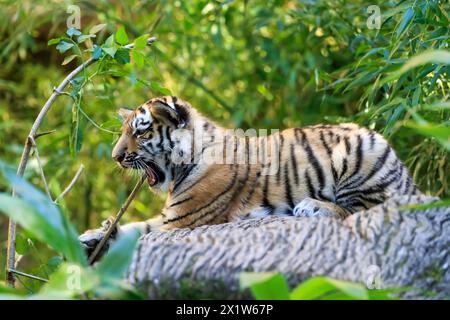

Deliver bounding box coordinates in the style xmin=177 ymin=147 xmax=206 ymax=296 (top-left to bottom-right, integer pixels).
xmin=113 ymin=153 xmax=125 ymax=163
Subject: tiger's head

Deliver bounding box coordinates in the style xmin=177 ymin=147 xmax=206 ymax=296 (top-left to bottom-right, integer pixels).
xmin=112 ymin=96 xmax=195 ymax=192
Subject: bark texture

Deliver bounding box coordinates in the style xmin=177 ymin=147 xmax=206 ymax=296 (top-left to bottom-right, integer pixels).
xmin=126 ymin=195 xmax=449 ymax=299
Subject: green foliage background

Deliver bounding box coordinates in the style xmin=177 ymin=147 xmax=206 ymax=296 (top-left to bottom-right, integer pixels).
xmin=0 ymin=0 xmax=448 ymax=293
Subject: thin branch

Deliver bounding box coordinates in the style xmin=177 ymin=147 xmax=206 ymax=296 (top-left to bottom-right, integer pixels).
xmin=35 ymin=129 xmax=57 ymax=139
xmin=54 ymin=164 xmax=85 ymax=203
xmin=8 ymin=268 xmax=48 ymax=283
xmin=6 ymin=36 xmax=157 ymax=287
xmin=88 ymin=175 xmax=146 ymax=264
xmin=29 ymin=136 xmax=52 ymax=200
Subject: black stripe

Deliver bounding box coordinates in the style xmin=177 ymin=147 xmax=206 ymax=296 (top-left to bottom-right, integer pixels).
xmin=299 ymin=130 xmax=325 ymax=189
xmin=320 ymin=130 xmax=338 ymax=184
xmin=337 ymin=167 xmax=399 ymax=201
xmin=340 ymin=135 xmax=363 ymax=185
xmin=339 ymin=158 xmax=348 ymax=180
xmin=276 ymin=133 xmax=284 ymax=185
xmin=142 ymin=142 xmax=155 ymax=154
xmin=240 ymin=170 xmax=261 ymax=209
xmin=262 ymin=170 xmax=274 ymax=213
xmin=305 ymin=171 xmax=315 ymax=197
xmin=404 ymin=175 xmax=412 ymax=194
xmin=157 ymin=125 xmax=164 ymax=149
xmin=284 ymin=163 xmax=294 ymax=209
xmin=167 ymin=165 xmax=238 ymax=223
xmin=294 ymin=128 xmax=302 ymax=143
xmin=341 ymin=144 xmax=392 ymax=190
xmin=169 ymin=196 xmax=193 ymax=207
xmin=320 ymin=131 xmax=332 ymax=156
xmin=289 ymin=143 xmax=299 ymax=185
xmin=344 ymin=136 xmax=351 ymax=154
xmin=165 ymin=126 xmax=174 ymax=148
xmin=172 ymin=164 xmax=197 ymax=192
xmin=395 ymin=164 xmax=405 ymax=191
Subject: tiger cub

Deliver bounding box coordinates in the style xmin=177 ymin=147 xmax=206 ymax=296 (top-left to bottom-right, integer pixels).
xmin=79 ymin=96 xmax=420 ymax=255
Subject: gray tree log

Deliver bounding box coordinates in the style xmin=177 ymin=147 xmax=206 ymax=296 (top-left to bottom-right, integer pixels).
xmin=126 ymin=195 xmax=449 ymax=299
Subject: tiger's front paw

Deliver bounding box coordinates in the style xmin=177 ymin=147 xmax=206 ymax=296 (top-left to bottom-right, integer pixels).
xmin=293 ymin=198 xmax=336 ymax=218
xmin=79 ymin=217 xmax=118 ymax=263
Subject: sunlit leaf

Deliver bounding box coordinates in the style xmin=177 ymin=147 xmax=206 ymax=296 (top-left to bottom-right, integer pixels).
xmin=89 ymin=23 xmax=107 ymax=34
xmin=240 ymin=272 xmax=290 ymax=300
xmin=61 ymin=54 xmax=78 ymax=65
xmin=116 ymin=26 xmax=129 ymax=45
xmin=290 ymin=277 xmax=368 ymax=300
xmin=134 ymin=34 xmax=148 ymax=50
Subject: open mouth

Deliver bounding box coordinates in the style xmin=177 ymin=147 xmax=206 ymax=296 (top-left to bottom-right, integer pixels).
xmin=144 ymin=162 xmax=164 ymax=187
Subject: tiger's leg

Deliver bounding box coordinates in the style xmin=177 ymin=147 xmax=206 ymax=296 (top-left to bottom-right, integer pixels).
xmin=293 ymin=197 xmax=350 ymax=219
xmin=79 ymin=215 xmax=165 ymax=260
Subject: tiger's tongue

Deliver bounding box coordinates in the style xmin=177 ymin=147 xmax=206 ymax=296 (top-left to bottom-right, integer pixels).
xmin=146 ymin=168 xmax=157 ymax=186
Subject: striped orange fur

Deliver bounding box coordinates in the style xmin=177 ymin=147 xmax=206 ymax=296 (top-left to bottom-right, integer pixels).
xmin=80 ymin=96 xmax=421 ymax=252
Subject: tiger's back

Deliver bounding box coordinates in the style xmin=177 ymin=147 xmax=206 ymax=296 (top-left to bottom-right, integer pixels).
xmin=163 ymin=121 xmax=420 ymax=228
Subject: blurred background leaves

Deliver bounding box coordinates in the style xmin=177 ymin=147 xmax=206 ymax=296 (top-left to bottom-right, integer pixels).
xmin=0 ymin=0 xmax=449 ymax=291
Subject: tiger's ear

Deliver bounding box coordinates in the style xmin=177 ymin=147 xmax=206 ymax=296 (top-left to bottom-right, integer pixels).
xmin=150 ymin=101 xmax=187 ymax=128
xmin=117 ymin=107 xmax=133 ymax=121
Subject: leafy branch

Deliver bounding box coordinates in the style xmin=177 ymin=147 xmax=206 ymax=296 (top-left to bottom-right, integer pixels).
xmin=5 ymin=26 xmax=156 ymax=287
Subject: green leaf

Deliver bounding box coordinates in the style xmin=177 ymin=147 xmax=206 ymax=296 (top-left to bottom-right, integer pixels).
xmin=104 ymin=34 xmax=115 ymax=47
xmin=116 ymin=26 xmax=129 ymax=45
xmin=400 ymin=50 xmax=450 ymax=73
xmin=0 ymin=164 xmax=86 ymax=265
xmin=66 ymin=27 xmax=82 ymax=37
xmin=96 ymin=229 xmax=140 ymax=280
xmin=133 ymin=34 xmax=148 ymax=50
xmin=290 ymin=277 xmax=368 ymax=300
xmin=89 ymin=23 xmax=107 ymax=34
xmin=77 ymin=34 xmax=95 ymax=43
xmin=240 ymin=272 xmax=290 ymax=300
xmin=61 ymin=54 xmax=78 ymax=65
xmin=396 ymin=8 xmax=414 ymax=37
xmin=422 ymin=101 xmax=450 ymax=111
xmin=55 ymin=41 xmax=74 ymax=54
xmin=47 ymin=38 xmax=61 ymax=46
xmin=103 ymin=47 xmax=117 ymax=58
xmin=132 ymin=51 xmax=144 ymax=69
xmin=382 ymin=50 xmax=450 ymax=85
xmin=115 ymin=48 xmax=130 ymax=64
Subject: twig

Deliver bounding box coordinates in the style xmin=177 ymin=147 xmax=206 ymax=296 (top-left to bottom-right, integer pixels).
xmin=7 ymin=269 xmax=48 ymax=283
xmin=6 ymin=36 xmax=157 ymax=287
xmin=29 ymin=136 xmax=52 ymax=200
xmin=88 ymin=175 xmax=146 ymax=264
xmin=54 ymin=164 xmax=85 ymax=203
xmin=35 ymin=129 xmax=57 ymax=139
